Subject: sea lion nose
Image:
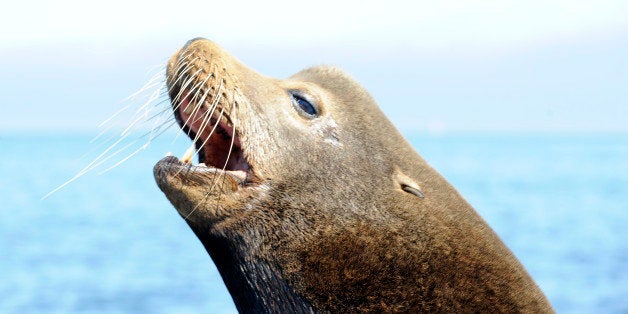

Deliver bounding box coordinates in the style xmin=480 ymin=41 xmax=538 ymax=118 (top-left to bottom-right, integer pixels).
xmin=183 ymin=37 xmax=207 ymax=49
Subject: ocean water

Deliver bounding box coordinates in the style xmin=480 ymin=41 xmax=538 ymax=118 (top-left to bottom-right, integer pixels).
xmin=1 ymin=133 xmax=627 ymax=313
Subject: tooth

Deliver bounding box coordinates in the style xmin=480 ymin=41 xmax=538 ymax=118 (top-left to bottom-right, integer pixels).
xmin=198 ymin=163 xmax=207 ymax=167
xmin=181 ymin=145 xmax=195 ymax=164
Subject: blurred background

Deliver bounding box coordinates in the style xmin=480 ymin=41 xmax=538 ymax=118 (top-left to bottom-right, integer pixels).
xmin=1 ymin=1 xmax=627 ymax=313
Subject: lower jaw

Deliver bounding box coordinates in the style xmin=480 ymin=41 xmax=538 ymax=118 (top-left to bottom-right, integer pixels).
xmin=154 ymin=156 xmax=242 ymax=193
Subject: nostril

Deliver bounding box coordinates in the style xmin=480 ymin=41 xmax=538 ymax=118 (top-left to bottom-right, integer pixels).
xmin=183 ymin=37 xmax=207 ymax=50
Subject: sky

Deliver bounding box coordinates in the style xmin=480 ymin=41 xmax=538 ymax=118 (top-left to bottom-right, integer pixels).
xmin=2 ymin=0 xmax=628 ymax=133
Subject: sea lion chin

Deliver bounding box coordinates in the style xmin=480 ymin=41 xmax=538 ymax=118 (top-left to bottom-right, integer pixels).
xmin=153 ymin=38 xmax=554 ymax=313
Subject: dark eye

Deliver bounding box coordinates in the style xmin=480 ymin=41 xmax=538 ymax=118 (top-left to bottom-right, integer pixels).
xmin=290 ymin=91 xmax=319 ymax=118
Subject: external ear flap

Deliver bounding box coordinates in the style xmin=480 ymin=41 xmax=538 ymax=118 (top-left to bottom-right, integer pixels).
xmin=394 ymin=169 xmax=424 ymax=199
xmin=402 ymin=184 xmax=425 ymax=199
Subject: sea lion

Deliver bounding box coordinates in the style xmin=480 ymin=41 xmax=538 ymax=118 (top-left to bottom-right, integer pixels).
xmin=153 ymin=38 xmax=554 ymax=313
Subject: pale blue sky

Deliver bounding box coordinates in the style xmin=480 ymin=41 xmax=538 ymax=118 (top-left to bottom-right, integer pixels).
xmin=2 ymin=0 xmax=627 ymax=133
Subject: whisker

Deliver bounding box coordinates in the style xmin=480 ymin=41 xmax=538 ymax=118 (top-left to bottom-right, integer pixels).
xmin=44 ymin=62 xmax=171 ymax=198
xmin=175 ymin=71 xmax=223 ymax=146
xmin=146 ymin=101 xmax=177 ymax=122
xmin=122 ymin=69 xmax=165 ymax=102
xmin=119 ymin=86 xmax=162 ymax=137
xmin=172 ymin=67 xmax=204 ymax=105
xmin=167 ymin=63 xmax=196 ymax=97
xmin=191 ymin=77 xmax=221 ymax=138
xmin=185 ymin=96 xmax=235 ymax=220
xmin=42 ymin=130 xmax=135 ymax=199
xmin=96 ymin=113 xmax=178 ymax=176
xmin=97 ymin=141 xmax=149 ymax=175
xmin=173 ymin=97 xmax=223 ymax=178
xmin=92 ymin=76 xmax=164 ymax=142
xmin=191 ymin=82 xmax=224 ymax=154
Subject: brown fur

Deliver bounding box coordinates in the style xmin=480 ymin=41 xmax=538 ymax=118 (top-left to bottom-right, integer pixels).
xmin=154 ymin=38 xmax=554 ymax=313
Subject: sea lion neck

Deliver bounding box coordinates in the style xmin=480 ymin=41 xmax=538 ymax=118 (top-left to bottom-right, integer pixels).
xmin=189 ymin=221 xmax=315 ymax=313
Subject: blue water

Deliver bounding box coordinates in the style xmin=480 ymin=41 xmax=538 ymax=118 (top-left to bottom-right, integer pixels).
xmin=1 ymin=133 xmax=627 ymax=313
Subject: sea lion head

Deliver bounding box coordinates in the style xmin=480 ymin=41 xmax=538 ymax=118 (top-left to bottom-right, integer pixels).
xmin=155 ymin=38 xmax=416 ymax=228
xmin=153 ymin=38 xmax=553 ymax=312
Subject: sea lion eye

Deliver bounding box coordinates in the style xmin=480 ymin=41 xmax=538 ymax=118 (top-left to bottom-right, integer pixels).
xmin=289 ymin=91 xmax=319 ymax=118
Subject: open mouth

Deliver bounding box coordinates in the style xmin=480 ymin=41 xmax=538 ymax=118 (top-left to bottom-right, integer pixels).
xmin=169 ymin=88 xmax=251 ymax=186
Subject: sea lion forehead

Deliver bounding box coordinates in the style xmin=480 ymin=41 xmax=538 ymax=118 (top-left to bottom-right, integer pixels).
xmin=289 ymin=65 xmax=369 ymax=97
